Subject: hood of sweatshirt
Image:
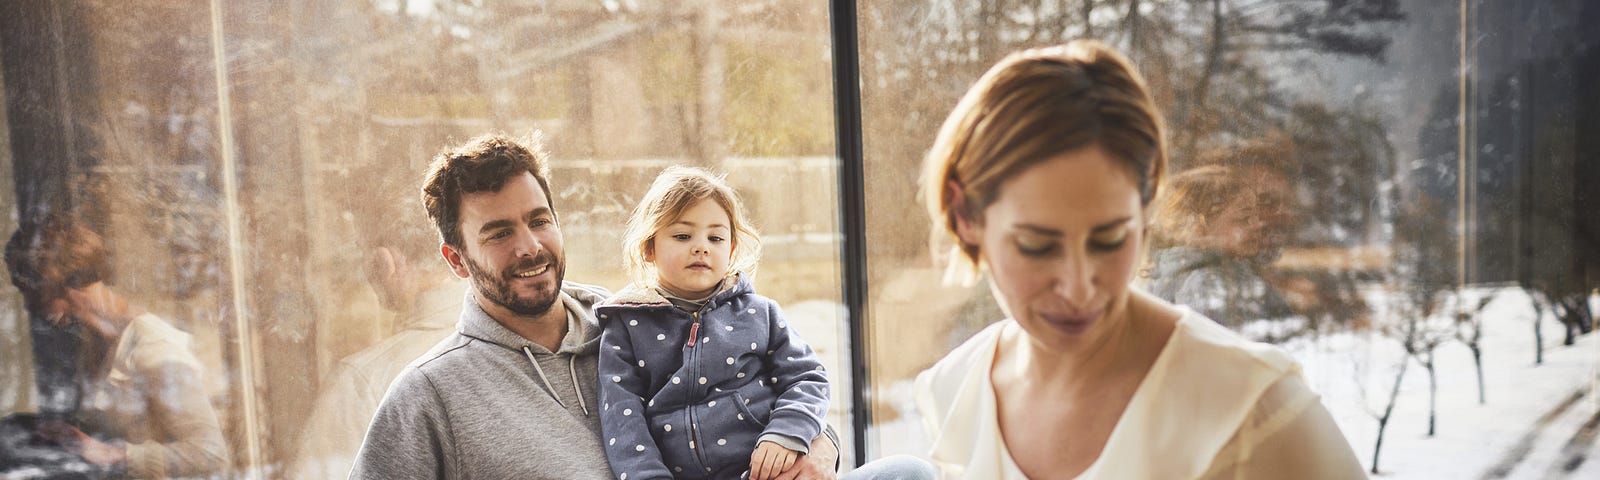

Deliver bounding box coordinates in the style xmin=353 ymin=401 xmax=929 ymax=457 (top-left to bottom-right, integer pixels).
xmin=456 ymin=281 xmax=610 ymax=356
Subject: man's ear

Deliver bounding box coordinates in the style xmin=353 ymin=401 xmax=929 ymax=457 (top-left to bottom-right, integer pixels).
xmin=441 ymin=243 xmax=471 ymax=279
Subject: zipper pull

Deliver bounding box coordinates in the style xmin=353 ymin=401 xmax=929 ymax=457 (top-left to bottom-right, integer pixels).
xmin=687 ymin=313 xmax=700 ymax=347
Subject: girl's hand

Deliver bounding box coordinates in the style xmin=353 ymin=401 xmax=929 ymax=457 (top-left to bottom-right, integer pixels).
xmin=749 ymin=440 xmax=799 ymax=480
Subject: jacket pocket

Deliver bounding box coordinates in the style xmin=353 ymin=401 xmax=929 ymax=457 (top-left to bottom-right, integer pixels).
xmin=731 ymin=391 xmax=766 ymax=429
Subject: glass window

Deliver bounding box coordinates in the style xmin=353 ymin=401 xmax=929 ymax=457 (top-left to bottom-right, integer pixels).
xmin=858 ymin=0 xmax=1600 ymax=477
xmin=0 ymin=1 xmax=848 ymax=476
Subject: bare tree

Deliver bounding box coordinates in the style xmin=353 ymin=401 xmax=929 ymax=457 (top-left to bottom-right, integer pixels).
xmin=1451 ymin=290 xmax=1496 ymax=404
xmin=1359 ymin=332 xmax=1408 ymax=476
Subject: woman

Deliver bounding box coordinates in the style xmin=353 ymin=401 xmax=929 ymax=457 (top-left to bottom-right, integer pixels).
xmin=913 ymin=40 xmax=1364 ymax=479
xmin=3 ymin=215 xmax=229 ymax=478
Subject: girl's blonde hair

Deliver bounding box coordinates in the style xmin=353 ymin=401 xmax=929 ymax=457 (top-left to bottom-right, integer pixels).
xmin=921 ymin=39 xmax=1168 ymax=284
xmin=622 ymin=165 xmax=762 ymax=287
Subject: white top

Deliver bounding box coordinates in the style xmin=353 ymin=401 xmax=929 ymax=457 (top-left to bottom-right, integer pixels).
xmin=80 ymin=312 xmax=229 ymax=478
xmin=914 ymin=311 xmax=1365 ymax=479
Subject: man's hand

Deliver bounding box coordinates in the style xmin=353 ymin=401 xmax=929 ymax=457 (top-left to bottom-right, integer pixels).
xmin=773 ymin=432 xmax=838 ymax=480
xmin=750 ymin=441 xmax=799 ymax=480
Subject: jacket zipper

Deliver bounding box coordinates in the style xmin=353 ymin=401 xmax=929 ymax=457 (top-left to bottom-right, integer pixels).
xmin=685 ymin=309 xmax=711 ymax=471
xmin=687 ymin=311 xmax=701 ymax=347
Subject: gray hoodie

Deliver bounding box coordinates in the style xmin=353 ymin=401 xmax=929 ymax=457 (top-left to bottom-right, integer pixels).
xmin=349 ymin=282 xmax=614 ymax=480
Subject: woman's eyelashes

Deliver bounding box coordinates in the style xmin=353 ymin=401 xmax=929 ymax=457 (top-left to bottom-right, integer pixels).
xmin=1015 ymin=235 xmax=1058 ymax=256
xmin=1089 ymin=227 xmax=1129 ymax=252
xmin=1013 ymin=228 xmax=1128 ymax=257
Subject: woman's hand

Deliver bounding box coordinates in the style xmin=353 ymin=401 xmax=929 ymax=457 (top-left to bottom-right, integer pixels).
xmin=750 ymin=440 xmax=800 ymax=480
xmin=36 ymin=421 xmax=127 ymax=466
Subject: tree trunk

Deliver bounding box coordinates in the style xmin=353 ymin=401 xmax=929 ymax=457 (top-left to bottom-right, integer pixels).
xmin=692 ymin=0 xmax=726 ymax=168
xmin=1472 ymin=344 xmax=1485 ymax=404
xmin=1081 ymin=0 xmax=1094 ymax=38
xmin=1372 ymin=355 xmax=1410 ymax=474
xmin=1426 ymin=351 xmax=1437 ymax=437
xmin=1532 ymin=293 xmax=1545 ymax=365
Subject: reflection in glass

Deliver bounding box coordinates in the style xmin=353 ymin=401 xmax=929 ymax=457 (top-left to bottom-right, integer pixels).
xmin=0 ymin=1 xmax=846 ymax=476
xmin=1 ymin=216 xmax=229 ymax=477
xmin=858 ymin=1 xmax=1600 ymax=477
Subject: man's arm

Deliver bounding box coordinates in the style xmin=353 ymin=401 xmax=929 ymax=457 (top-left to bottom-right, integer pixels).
xmin=349 ymin=369 xmax=453 ymax=479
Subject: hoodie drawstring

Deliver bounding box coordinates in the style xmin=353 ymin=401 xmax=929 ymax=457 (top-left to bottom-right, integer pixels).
xmin=568 ymin=356 xmax=590 ymax=415
xmin=523 ymin=346 xmax=568 ymax=410
xmin=521 ymin=346 xmax=592 ymax=416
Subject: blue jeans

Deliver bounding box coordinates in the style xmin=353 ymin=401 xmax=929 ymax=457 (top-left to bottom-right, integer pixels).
xmin=842 ymin=455 xmax=938 ymax=480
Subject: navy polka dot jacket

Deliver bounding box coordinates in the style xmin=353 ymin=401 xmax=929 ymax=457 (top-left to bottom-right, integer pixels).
xmin=596 ymin=274 xmax=830 ymax=479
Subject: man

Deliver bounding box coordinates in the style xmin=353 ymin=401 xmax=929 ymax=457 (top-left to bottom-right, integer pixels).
xmin=349 ymin=133 xmax=840 ymax=479
xmin=286 ymin=163 xmax=467 ymax=478
xmin=2 ymin=215 xmax=229 ymax=478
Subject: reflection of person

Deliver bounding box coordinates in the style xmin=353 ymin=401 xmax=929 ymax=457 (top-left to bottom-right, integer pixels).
xmin=1145 ymin=165 xmax=1299 ymax=333
xmin=913 ymin=41 xmax=1363 ymax=478
xmin=349 ymin=134 xmax=842 ymax=479
xmin=597 ymin=166 xmax=830 ymax=480
xmin=3 ymin=215 xmax=229 ymax=478
xmin=285 ymin=163 xmax=467 ymax=478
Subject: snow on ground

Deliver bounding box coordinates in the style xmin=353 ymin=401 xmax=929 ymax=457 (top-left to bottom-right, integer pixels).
xmin=867 ymin=288 xmax=1600 ymax=479
xmin=1295 ymin=288 xmax=1600 ymax=478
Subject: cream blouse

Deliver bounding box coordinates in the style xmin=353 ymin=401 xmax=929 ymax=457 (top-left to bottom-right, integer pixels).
xmin=914 ymin=312 xmax=1365 ymax=479
xmin=79 ymin=313 xmax=229 ymax=478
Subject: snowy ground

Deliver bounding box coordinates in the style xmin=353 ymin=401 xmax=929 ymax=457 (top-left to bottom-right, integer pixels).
xmin=869 ymin=288 xmax=1600 ymax=479
xmin=1302 ymin=288 xmax=1600 ymax=479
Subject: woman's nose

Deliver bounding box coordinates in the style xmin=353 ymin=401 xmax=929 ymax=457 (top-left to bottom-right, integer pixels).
xmin=1054 ymin=256 xmax=1095 ymax=308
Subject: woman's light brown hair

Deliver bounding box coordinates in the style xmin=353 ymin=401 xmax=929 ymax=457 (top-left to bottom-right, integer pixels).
xmin=921 ymin=39 xmax=1168 ymax=283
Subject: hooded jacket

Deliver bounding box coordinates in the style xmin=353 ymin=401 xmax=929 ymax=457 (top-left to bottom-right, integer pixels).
xmin=349 ymin=281 xmax=613 ymax=480
xmin=595 ymin=275 xmax=830 ymax=480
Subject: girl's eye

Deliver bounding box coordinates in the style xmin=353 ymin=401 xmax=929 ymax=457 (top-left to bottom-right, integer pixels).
xmin=672 ymin=233 xmax=691 ymax=241
xmin=709 ymin=235 xmax=725 ymax=243
xmin=1089 ymin=228 xmax=1129 ymax=252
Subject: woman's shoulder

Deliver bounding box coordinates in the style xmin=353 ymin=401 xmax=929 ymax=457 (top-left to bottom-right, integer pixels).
xmin=1169 ymin=309 xmax=1297 ymax=375
xmin=1089 ymin=308 xmax=1304 ymax=478
xmin=119 ymin=313 xmax=204 ymax=374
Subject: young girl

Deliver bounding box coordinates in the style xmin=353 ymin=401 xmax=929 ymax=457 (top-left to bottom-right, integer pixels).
xmin=597 ymin=166 xmax=831 ymax=480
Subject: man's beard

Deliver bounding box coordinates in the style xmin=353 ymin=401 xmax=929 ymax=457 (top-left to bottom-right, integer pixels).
xmin=464 ymin=252 xmax=564 ymax=317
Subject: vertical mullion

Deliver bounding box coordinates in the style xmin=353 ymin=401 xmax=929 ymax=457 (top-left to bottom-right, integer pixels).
xmin=828 ymin=0 xmax=871 ymax=467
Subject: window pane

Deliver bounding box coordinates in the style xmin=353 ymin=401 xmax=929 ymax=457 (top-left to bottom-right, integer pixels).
xmin=0 ymin=1 xmax=848 ymax=476
xmin=858 ymin=1 xmax=1600 ymax=477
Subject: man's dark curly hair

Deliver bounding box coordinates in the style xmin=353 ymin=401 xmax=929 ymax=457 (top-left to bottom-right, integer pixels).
xmin=421 ymin=132 xmax=556 ymax=248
